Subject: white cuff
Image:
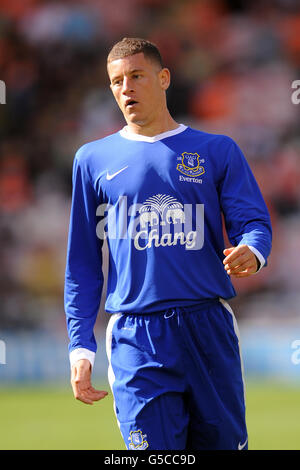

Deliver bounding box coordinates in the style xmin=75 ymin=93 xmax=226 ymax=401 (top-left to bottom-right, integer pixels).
xmin=69 ymin=348 xmax=96 ymax=369
xmin=247 ymin=245 xmax=265 ymax=273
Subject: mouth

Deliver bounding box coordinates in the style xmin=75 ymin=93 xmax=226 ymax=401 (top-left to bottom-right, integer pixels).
xmin=125 ymin=99 xmax=138 ymax=109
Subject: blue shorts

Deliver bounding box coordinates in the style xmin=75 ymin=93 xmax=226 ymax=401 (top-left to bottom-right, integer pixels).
xmin=105 ymin=299 xmax=248 ymax=450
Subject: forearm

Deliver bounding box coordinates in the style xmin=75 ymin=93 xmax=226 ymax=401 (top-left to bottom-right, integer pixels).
xmin=69 ymin=347 xmax=96 ymax=369
xmin=65 ymin=280 xmax=103 ymax=363
xmin=235 ymin=223 xmax=272 ymax=267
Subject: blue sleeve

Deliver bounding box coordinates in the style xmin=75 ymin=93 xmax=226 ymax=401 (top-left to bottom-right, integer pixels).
xmin=64 ymin=148 xmax=104 ymax=354
xmin=219 ymin=139 xmax=272 ymax=265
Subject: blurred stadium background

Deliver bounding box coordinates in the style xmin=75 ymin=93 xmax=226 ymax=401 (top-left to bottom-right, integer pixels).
xmin=1 ymin=0 xmax=300 ymax=450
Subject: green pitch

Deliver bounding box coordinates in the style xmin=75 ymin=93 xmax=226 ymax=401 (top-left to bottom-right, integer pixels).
xmin=0 ymin=382 xmax=125 ymax=450
xmin=0 ymin=380 xmax=299 ymax=450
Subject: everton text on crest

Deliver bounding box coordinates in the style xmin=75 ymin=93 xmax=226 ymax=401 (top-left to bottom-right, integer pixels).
xmin=96 ymin=194 xmax=204 ymax=251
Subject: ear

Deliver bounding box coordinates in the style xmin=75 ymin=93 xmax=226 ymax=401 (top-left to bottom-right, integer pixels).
xmin=159 ymin=68 xmax=171 ymax=91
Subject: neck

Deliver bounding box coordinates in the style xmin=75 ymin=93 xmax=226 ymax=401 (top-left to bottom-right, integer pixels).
xmin=125 ymin=111 xmax=179 ymax=137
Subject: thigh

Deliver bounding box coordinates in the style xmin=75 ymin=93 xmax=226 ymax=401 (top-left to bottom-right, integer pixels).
xmin=106 ymin=312 xmax=188 ymax=450
xmin=119 ymin=392 xmax=189 ymax=450
xmin=181 ymin=301 xmax=248 ymax=450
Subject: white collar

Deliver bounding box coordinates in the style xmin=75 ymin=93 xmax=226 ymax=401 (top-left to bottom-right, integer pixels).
xmin=119 ymin=124 xmax=187 ymax=143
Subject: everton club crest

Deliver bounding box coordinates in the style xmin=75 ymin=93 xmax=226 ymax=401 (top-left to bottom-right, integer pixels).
xmin=176 ymin=152 xmax=205 ymax=177
xmin=128 ymin=430 xmax=149 ymax=450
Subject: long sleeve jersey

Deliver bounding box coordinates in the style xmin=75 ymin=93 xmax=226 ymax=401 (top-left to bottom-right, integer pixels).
xmin=64 ymin=124 xmax=272 ymax=362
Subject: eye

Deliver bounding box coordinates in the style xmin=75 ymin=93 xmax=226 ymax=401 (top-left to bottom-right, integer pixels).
xmin=113 ymin=79 xmax=122 ymax=86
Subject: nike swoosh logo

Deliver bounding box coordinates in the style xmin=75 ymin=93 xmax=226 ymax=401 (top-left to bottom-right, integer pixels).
xmin=238 ymin=438 xmax=248 ymax=450
xmin=106 ymin=166 xmax=128 ymax=180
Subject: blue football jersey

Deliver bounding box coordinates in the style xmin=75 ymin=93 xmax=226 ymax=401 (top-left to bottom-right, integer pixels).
xmin=64 ymin=125 xmax=272 ymax=354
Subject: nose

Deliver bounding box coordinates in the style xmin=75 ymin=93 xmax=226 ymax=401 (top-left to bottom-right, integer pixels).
xmin=122 ymin=77 xmax=134 ymax=95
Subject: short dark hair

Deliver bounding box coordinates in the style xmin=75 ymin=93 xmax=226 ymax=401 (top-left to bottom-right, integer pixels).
xmin=107 ymin=37 xmax=163 ymax=68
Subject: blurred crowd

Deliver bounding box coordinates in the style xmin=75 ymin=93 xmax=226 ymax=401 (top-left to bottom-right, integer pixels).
xmin=0 ymin=0 xmax=300 ymax=333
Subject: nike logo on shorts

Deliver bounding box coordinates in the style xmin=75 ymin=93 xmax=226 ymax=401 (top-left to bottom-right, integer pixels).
xmin=238 ymin=437 xmax=248 ymax=450
xmin=106 ymin=166 xmax=128 ymax=180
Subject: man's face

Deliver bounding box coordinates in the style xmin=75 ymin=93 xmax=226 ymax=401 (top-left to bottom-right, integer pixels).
xmin=107 ymin=52 xmax=170 ymax=127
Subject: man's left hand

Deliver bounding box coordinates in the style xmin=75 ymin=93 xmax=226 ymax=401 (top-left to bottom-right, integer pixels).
xmin=223 ymin=245 xmax=259 ymax=278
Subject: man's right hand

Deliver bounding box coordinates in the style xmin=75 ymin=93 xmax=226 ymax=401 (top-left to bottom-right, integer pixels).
xmin=71 ymin=359 xmax=108 ymax=405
